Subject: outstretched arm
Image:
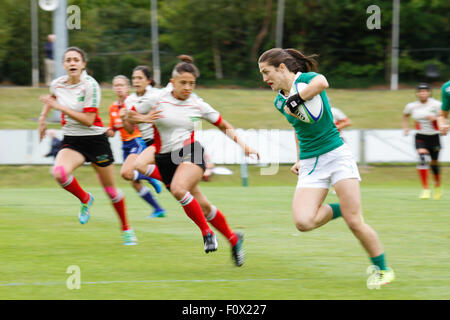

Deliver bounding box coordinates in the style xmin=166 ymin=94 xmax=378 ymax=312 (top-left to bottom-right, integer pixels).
xmin=38 ymin=103 xmax=52 ymax=142
xmin=438 ymin=110 xmax=449 ymax=136
xmin=216 ymin=119 xmax=260 ymax=160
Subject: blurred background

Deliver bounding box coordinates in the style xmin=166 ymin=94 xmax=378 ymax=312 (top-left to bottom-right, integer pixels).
xmin=0 ymin=0 xmax=449 ymax=88
xmin=0 ymin=0 xmax=449 ymax=301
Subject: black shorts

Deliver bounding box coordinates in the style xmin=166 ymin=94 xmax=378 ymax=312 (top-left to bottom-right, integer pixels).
xmin=144 ymin=138 xmax=154 ymax=147
xmin=415 ymin=133 xmax=441 ymax=160
xmin=62 ymin=134 xmax=114 ymax=167
xmin=155 ymin=141 xmax=206 ymax=189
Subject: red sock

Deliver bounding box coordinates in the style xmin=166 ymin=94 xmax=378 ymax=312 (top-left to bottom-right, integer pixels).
xmin=146 ymin=165 xmax=162 ymax=181
xmin=112 ymin=196 xmax=129 ymax=231
xmin=179 ymin=192 xmax=212 ymax=237
xmin=207 ymin=206 xmax=237 ymax=246
xmin=61 ymin=176 xmax=90 ymax=203
xmin=417 ymin=168 xmax=429 ymax=189
xmin=434 ymin=174 xmax=440 ymax=187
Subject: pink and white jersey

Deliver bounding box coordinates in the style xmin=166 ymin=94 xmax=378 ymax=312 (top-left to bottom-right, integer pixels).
xmin=403 ymin=98 xmax=441 ymax=135
xmin=50 ymin=70 xmax=105 ymax=136
xmin=125 ymin=85 xmax=161 ymax=141
xmin=135 ymin=90 xmax=222 ymax=153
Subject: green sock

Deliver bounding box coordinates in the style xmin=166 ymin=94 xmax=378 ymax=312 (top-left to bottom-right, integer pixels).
xmin=329 ymin=203 xmax=341 ymax=219
xmin=370 ymin=253 xmax=387 ymax=271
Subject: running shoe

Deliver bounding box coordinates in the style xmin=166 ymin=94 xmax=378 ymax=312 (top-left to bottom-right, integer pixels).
xmin=148 ymin=208 xmax=166 ymax=218
xmin=79 ymin=193 xmax=94 ymax=225
xmin=122 ymin=229 xmax=138 ymax=246
xmin=149 ymin=178 xmax=162 ymax=194
xmin=231 ymin=232 xmax=245 ymax=267
xmin=203 ymin=232 xmax=218 ymax=253
xmin=367 ymin=267 xmax=395 ymax=288
xmin=419 ymin=189 xmax=431 ymax=199
xmin=433 ymin=186 xmax=442 ymax=200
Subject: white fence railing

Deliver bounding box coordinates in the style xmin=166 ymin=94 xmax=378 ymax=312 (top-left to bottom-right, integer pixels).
xmin=1 ymin=129 xmax=450 ymax=165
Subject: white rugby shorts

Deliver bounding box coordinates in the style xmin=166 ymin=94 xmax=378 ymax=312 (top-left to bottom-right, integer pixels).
xmin=296 ymin=143 xmax=361 ymax=189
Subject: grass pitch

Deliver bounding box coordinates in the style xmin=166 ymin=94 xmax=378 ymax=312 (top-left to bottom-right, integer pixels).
xmin=0 ymin=165 xmax=449 ymax=300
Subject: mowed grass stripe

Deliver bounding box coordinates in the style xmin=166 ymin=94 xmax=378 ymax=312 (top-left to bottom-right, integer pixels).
xmin=0 ymin=181 xmax=449 ymax=299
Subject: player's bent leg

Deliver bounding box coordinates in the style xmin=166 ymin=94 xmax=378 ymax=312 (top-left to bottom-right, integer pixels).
xmin=335 ymin=178 xmax=383 ymax=257
xmin=52 ymin=148 xmax=84 ymax=184
xmin=292 ymin=187 xmax=331 ymax=232
xmin=53 ymin=149 xmax=92 ymax=223
xmin=134 ymin=145 xmax=156 ymax=175
xmin=171 ymin=163 xmax=216 ymax=253
xmin=94 ymin=163 xmax=136 ymax=245
xmin=417 ymin=149 xmax=431 ymax=199
xmin=192 ymin=185 xmax=243 ymax=265
xmin=335 ymin=178 xmax=394 ymax=286
xmin=120 ymin=154 xmax=138 ymax=181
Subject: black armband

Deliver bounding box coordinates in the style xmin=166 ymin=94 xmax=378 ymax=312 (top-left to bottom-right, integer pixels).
xmin=286 ymin=93 xmax=306 ymax=114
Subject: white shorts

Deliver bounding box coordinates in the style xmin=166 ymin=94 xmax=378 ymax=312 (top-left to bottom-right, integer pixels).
xmin=296 ymin=144 xmax=361 ymax=189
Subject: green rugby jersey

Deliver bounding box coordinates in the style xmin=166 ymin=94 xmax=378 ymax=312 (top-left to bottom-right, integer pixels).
xmin=441 ymin=80 xmax=450 ymax=111
xmin=273 ymin=72 xmax=343 ymax=159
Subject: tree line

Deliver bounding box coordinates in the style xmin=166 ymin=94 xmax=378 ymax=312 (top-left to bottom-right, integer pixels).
xmin=0 ymin=0 xmax=448 ymax=87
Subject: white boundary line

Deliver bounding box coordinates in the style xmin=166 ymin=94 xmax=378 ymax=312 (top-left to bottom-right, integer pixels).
xmin=0 ymin=278 xmax=295 ymax=287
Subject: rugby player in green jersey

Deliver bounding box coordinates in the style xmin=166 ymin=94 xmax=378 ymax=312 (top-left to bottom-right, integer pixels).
xmin=258 ymin=48 xmax=394 ymax=287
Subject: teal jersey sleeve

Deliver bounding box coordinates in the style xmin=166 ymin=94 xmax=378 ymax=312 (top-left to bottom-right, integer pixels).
xmin=441 ymin=81 xmax=450 ymax=111
xmin=298 ymin=72 xmax=319 ymax=84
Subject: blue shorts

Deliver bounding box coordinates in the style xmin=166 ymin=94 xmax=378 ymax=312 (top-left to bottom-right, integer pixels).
xmin=122 ymin=137 xmax=147 ymax=161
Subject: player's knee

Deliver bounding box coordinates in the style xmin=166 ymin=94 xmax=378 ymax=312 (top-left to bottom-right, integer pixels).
xmin=120 ymin=169 xmax=133 ymax=181
xmin=417 ymin=153 xmax=430 ymax=168
xmin=53 ymin=165 xmax=68 ymax=184
xmin=294 ymin=217 xmax=315 ymax=232
xmin=104 ymin=186 xmax=123 ymax=202
xmin=133 ymin=159 xmax=146 ymax=173
xmin=171 ymin=184 xmax=188 ymax=200
xmin=344 ymin=216 xmax=363 ymax=232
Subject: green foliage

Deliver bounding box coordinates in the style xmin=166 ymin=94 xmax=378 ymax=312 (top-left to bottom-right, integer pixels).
xmin=0 ymin=0 xmax=448 ymax=87
xmin=87 ymin=56 xmax=107 ymax=83
xmin=8 ymin=60 xmax=32 ymax=86
xmin=117 ymin=55 xmax=140 ymax=79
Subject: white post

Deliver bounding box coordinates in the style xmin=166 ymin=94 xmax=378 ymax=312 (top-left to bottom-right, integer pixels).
xmin=31 ymin=0 xmax=39 ymax=88
xmin=151 ymin=0 xmax=161 ymax=86
xmin=390 ymin=0 xmax=400 ymax=90
xmin=275 ymin=0 xmax=285 ymax=48
xmin=49 ymin=0 xmax=68 ymax=122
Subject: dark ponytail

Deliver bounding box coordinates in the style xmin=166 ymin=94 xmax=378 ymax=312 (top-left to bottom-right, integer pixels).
xmin=133 ymin=65 xmax=155 ymax=86
xmin=172 ymin=54 xmax=200 ymax=78
xmin=258 ymin=48 xmax=318 ymax=73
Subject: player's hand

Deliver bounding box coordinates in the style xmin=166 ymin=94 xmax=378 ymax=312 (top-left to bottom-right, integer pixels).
xmin=284 ymin=106 xmax=301 ymax=120
xmin=290 ymin=161 xmax=300 ymax=175
xmin=119 ymin=107 xmax=127 ymax=119
xmin=105 ymin=128 xmax=115 ymax=137
xmin=403 ymin=129 xmax=409 ymax=136
xmin=143 ymin=108 xmax=163 ymax=123
xmin=244 ymin=146 xmax=260 ymax=161
xmin=39 ymin=95 xmax=62 ymax=110
xmin=440 ymin=124 xmax=449 ymax=136
xmin=38 ymin=121 xmax=47 ymax=142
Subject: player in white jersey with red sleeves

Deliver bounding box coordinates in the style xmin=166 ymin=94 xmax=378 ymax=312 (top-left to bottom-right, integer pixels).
xmin=38 ymin=47 xmax=137 ymax=245
xmin=118 ymin=66 xmax=166 ymax=218
xmin=402 ymin=83 xmax=443 ymax=200
xmin=125 ymin=55 xmax=260 ymax=266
